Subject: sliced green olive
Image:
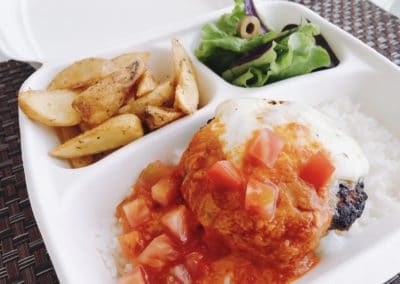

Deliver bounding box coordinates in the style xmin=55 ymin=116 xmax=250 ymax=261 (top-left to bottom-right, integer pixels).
xmin=237 ymin=15 xmax=261 ymax=39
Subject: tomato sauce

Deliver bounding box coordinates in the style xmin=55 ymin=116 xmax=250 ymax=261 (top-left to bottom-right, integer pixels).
xmin=116 ymin=161 xmax=312 ymax=283
xmin=116 ymin=122 xmax=334 ymax=283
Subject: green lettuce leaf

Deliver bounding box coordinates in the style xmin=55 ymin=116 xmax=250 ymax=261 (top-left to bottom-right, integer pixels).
xmin=268 ymin=25 xmax=331 ymax=82
xmin=232 ymin=67 xmax=269 ymax=87
xmin=215 ymin=0 xmax=246 ymax=35
xmin=195 ymin=23 xmax=282 ymax=62
xmin=195 ymin=1 xmax=334 ymax=87
xmin=195 ymin=0 xmax=285 ymax=73
xmin=222 ymin=41 xmax=277 ymax=81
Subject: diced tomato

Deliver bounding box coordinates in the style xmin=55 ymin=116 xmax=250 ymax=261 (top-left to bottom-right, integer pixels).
xmin=123 ymin=198 xmax=151 ymax=229
xmin=247 ymin=128 xmax=284 ymax=168
xmin=245 ymin=177 xmax=279 ymax=219
xmin=137 ymin=234 xmax=180 ymax=269
xmin=151 ymin=178 xmax=179 ymax=207
xmin=118 ymin=231 xmax=142 ymax=260
xmin=161 ymin=205 xmax=192 ymax=243
xmin=207 ymin=160 xmax=244 ymax=190
xmin=184 ymin=252 xmax=208 ymax=278
xmin=117 ymin=265 xmax=148 ymax=284
xmin=169 ymin=264 xmax=192 ymax=284
xmin=299 ymin=151 xmax=335 ymax=191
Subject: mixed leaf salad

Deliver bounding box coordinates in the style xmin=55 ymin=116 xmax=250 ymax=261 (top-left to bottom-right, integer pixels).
xmin=195 ymin=0 xmax=338 ymax=87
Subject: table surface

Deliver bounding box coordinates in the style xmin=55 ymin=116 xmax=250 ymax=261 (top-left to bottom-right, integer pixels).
xmin=0 ymin=0 xmax=399 ymax=283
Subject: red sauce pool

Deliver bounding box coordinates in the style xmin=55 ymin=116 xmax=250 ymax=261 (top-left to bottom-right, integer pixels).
xmin=115 ymin=160 xmax=317 ymax=284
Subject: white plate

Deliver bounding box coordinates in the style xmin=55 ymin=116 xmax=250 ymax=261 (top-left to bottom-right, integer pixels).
xmin=18 ymin=1 xmax=400 ymax=283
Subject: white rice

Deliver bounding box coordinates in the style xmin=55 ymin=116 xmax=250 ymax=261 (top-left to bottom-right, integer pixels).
xmin=95 ymin=218 xmax=122 ymax=279
xmin=97 ymin=95 xmax=400 ymax=278
xmin=319 ymin=96 xmax=400 ymax=253
xmin=320 ymin=96 xmax=400 ymax=223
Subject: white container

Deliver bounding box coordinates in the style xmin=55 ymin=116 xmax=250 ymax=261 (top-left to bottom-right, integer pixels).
xmin=16 ymin=1 xmax=400 ymax=283
xmin=0 ymin=0 xmax=231 ymax=62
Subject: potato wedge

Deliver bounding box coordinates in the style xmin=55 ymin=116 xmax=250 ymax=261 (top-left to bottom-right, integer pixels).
xmin=119 ymin=79 xmax=174 ymax=119
xmin=73 ymin=59 xmax=145 ymax=125
xmin=112 ymin=52 xmax=150 ymax=68
xmin=173 ymin=60 xmax=199 ymax=114
xmin=55 ymin=127 xmax=94 ymax=168
xmin=136 ymin=70 xmax=157 ymax=97
xmin=48 ymin=58 xmax=116 ymax=90
xmin=19 ymin=90 xmax=80 ymax=126
xmin=145 ymin=106 xmax=183 ymax=130
xmin=171 ymin=39 xmax=196 ymax=82
xmin=50 ymin=114 xmax=143 ymax=158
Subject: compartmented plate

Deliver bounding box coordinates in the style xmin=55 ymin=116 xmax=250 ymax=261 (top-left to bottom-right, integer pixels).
xmin=18 ymin=1 xmax=400 ymax=283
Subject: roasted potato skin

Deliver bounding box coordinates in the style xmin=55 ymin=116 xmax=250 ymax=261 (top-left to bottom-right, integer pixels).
xmin=171 ymin=39 xmax=196 ymax=82
xmin=19 ymin=41 xmax=201 ymax=168
xmin=50 ymin=114 xmax=143 ymax=158
xmin=174 ymin=60 xmax=199 ymax=114
xmin=18 ymin=90 xmax=81 ymax=127
xmin=171 ymin=39 xmax=200 ymax=114
xmin=145 ymin=106 xmax=183 ymax=130
xmin=136 ymin=70 xmax=157 ymax=98
xmin=119 ymin=79 xmax=175 ymax=119
xmin=48 ymin=58 xmax=117 ymax=90
xmin=112 ymin=52 xmax=150 ymax=68
xmin=72 ymin=60 xmax=146 ymax=125
xmin=55 ymin=127 xmax=94 ymax=168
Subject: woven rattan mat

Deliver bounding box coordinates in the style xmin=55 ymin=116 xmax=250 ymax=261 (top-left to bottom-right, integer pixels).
xmin=0 ymin=0 xmax=399 ymax=283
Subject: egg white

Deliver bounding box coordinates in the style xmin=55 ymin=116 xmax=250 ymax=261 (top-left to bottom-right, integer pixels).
xmin=212 ymin=98 xmax=369 ymax=182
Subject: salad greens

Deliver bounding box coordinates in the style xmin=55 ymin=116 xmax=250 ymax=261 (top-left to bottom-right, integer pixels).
xmin=195 ymin=0 xmax=337 ymax=87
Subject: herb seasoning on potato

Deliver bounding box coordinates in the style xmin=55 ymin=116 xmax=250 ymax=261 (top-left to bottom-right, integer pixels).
xmin=18 ymin=39 xmax=200 ymax=168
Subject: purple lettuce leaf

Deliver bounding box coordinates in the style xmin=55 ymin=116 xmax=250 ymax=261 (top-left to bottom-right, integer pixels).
xmin=244 ymin=0 xmax=269 ymax=33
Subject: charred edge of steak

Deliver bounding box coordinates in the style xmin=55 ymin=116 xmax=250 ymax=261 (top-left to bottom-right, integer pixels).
xmin=329 ymin=179 xmax=368 ymax=231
